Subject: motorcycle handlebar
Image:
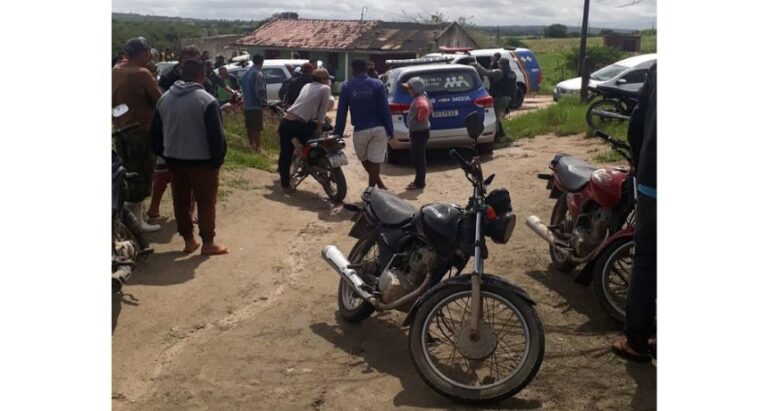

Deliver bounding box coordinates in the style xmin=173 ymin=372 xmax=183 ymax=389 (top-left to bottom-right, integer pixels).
xmin=449 ymin=149 xmax=471 ymax=172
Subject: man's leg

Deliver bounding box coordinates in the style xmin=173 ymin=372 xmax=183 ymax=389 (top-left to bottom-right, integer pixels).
xmin=409 ymin=130 xmax=428 ymax=187
xmin=169 ymin=166 xmax=198 ymax=253
xmin=117 ymin=129 xmax=160 ymax=231
xmin=369 ymin=127 xmax=389 ymax=189
xmin=147 ymin=164 xmax=171 ymax=218
xmin=277 ymin=121 xmax=295 ymax=189
xmin=493 ymin=98 xmax=507 ymax=140
xmin=623 ymin=195 xmax=657 ymax=353
xmin=189 ymin=166 xmax=228 ymax=255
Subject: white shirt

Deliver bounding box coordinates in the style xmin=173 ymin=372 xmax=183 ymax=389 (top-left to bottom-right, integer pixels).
xmin=287 ymin=82 xmax=331 ymax=123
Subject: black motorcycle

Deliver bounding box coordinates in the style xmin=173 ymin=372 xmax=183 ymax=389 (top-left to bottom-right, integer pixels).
xmin=112 ymin=105 xmax=152 ymax=293
xmin=322 ymin=112 xmax=544 ymax=403
xmin=267 ymin=103 xmax=348 ymax=202
xmin=585 ymin=84 xmax=639 ymax=130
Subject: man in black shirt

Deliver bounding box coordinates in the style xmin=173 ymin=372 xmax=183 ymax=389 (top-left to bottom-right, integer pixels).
xmin=280 ymin=62 xmax=314 ymax=106
xmin=158 ymin=46 xmax=201 ymax=91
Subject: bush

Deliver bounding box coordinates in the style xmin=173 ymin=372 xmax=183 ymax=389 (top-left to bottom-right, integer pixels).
xmin=563 ymin=45 xmax=627 ymax=73
xmin=505 ymin=37 xmax=530 ymax=48
xmin=543 ymin=24 xmax=568 ymax=38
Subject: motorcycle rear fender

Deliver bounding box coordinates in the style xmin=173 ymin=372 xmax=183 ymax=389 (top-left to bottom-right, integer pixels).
xmin=574 ymin=227 xmax=635 ymax=286
xmin=401 ymin=274 xmax=536 ymax=327
xmin=348 ymin=212 xmax=376 ymax=239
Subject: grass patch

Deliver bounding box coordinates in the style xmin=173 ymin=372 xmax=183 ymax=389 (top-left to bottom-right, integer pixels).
xmin=500 ymin=96 xmax=589 ymax=142
xmin=220 ymin=110 xmax=280 ymax=172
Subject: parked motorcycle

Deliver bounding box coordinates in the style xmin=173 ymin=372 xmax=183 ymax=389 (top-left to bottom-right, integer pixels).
xmin=267 ymin=103 xmax=348 ymax=203
xmin=112 ymin=105 xmax=153 ymax=293
xmin=585 ymin=84 xmax=639 ymax=130
xmin=322 ymin=112 xmax=544 ymax=403
xmin=526 ymin=130 xmax=635 ymax=322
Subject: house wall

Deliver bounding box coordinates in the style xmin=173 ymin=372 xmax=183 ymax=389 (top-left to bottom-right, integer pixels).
xmin=436 ymin=25 xmax=480 ymax=49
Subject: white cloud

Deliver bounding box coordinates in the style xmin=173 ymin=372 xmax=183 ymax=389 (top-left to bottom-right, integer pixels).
xmin=113 ymin=0 xmax=656 ymax=29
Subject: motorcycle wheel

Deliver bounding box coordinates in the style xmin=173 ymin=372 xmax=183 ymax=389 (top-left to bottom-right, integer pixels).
xmin=586 ymin=98 xmax=624 ymax=130
xmin=408 ymin=283 xmax=545 ymax=403
xmin=337 ymin=236 xmax=378 ymax=323
xmin=549 ymin=194 xmax=576 ymax=271
xmin=314 ymin=158 xmax=347 ymax=203
xmin=592 ymin=236 xmax=633 ymax=323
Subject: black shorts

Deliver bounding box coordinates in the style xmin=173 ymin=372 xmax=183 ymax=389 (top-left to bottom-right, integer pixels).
xmin=244 ymin=109 xmax=263 ymax=131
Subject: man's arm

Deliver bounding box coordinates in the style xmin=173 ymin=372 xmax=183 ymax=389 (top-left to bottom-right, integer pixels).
xmin=472 ymin=63 xmax=501 ymax=80
xmin=204 ymin=101 xmax=228 ymax=168
xmin=150 ymin=109 xmax=165 ymax=157
xmin=333 ymin=83 xmax=348 ymax=136
xmin=142 ymin=70 xmax=162 ymax=107
xmin=255 ymin=72 xmax=268 ymax=106
xmin=377 ymin=83 xmax=394 ymax=138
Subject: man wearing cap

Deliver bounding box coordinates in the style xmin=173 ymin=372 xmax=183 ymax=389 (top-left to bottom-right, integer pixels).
xmin=472 ymin=59 xmax=517 ymax=140
xmin=333 ymin=58 xmax=393 ymax=190
xmin=112 ymin=36 xmax=163 ymax=232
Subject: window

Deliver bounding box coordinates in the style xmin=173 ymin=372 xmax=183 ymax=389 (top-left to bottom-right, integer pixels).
xmin=591 ymin=64 xmax=629 ymax=81
xmin=400 ymin=69 xmax=480 ymax=95
xmin=620 ymin=69 xmax=648 ymax=84
xmin=262 ymin=67 xmax=287 ymax=84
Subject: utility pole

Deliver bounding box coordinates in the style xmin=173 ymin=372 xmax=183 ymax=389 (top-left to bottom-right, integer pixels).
xmin=578 ymin=0 xmax=591 ymax=102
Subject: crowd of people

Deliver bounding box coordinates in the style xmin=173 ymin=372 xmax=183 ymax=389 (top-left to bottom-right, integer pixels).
xmin=112 ymin=36 xmax=656 ymax=363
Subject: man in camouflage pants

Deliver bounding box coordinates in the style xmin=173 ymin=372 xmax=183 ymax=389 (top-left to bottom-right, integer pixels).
xmin=112 ymin=37 xmax=163 ymax=232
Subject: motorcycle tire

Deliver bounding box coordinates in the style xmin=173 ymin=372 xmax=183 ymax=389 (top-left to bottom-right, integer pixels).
xmin=316 ymin=158 xmax=347 ymax=203
xmin=408 ymin=283 xmax=545 ymax=404
xmin=549 ymin=194 xmax=577 ymax=271
xmin=337 ymin=236 xmax=377 ymax=323
xmin=592 ymin=236 xmax=634 ymax=323
xmin=586 ymin=98 xmax=625 ymax=130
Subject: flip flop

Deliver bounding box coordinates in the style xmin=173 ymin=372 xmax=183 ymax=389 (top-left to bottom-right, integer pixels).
xmin=612 ymin=339 xmax=652 ymax=363
xmin=405 ymin=183 xmax=425 ymax=190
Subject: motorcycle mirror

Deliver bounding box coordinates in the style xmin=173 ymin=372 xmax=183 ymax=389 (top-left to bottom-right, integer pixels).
xmin=112 ymin=104 xmax=129 ymax=118
xmin=465 ymin=111 xmax=483 ymax=141
xmin=484 ymin=174 xmax=495 ymax=186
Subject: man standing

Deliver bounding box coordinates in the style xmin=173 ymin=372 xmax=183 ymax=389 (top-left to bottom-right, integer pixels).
xmin=281 ymin=62 xmax=314 ymax=106
xmin=158 ymin=46 xmax=201 ymax=91
xmin=366 ymin=61 xmax=379 ymax=79
xmin=612 ymin=64 xmax=657 ymax=362
xmin=241 ymin=54 xmax=267 ymax=153
xmin=151 ymin=59 xmax=229 ymax=256
xmin=333 ymin=59 xmax=393 ymax=190
xmin=490 ymin=52 xmax=502 ymax=70
xmin=472 ymin=59 xmax=517 ymax=140
xmin=112 ymin=37 xmax=162 ymax=232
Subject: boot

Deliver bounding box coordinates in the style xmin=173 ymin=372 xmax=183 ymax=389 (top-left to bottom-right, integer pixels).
xmin=126 ymin=201 xmax=161 ymax=233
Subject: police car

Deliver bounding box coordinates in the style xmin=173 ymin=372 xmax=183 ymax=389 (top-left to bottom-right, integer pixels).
xmin=384 ymin=63 xmax=497 ymax=162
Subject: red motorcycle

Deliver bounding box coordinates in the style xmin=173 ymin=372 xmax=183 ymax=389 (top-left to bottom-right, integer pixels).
xmin=526 ymin=131 xmax=635 ymax=322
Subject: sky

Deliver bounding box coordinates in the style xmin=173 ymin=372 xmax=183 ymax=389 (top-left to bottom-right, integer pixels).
xmin=112 ymin=0 xmax=656 ymax=30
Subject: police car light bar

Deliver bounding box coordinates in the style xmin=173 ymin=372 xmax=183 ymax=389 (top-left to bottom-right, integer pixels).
xmin=384 ymin=57 xmax=454 ymax=68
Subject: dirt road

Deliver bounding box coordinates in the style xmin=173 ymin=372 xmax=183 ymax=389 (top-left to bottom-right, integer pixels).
xmin=112 ymin=132 xmax=655 ymax=410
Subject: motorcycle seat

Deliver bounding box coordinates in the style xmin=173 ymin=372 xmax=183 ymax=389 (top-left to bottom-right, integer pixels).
xmin=595 ymin=84 xmax=639 ymax=100
xmin=552 ymin=154 xmax=596 ymax=192
xmin=364 ymin=187 xmax=417 ymax=226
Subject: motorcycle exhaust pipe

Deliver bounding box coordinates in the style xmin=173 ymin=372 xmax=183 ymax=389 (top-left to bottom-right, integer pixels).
xmin=525 ymin=215 xmax=557 ymax=245
xmin=322 ymin=245 xmax=375 ymax=303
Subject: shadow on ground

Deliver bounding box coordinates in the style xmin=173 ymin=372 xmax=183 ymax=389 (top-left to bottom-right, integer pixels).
xmin=261 ymin=179 xmax=351 ymax=223
xmin=310 ymin=313 xmax=543 ymax=410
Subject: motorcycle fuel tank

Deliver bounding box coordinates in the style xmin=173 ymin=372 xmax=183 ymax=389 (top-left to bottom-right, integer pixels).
xmin=415 ymin=203 xmax=463 ymax=248
xmin=589 ymin=167 xmax=629 ymax=208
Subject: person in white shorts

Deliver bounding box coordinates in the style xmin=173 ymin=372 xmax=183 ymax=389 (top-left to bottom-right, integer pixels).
xmin=333 ymin=59 xmax=394 ymax=189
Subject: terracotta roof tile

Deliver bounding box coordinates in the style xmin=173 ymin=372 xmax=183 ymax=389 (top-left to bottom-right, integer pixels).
xmin=234 ymin=19 xmax=378 ymax=50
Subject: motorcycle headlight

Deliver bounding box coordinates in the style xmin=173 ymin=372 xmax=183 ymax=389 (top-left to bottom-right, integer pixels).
xmin=487 ymin=211 xmax=517 ymax=244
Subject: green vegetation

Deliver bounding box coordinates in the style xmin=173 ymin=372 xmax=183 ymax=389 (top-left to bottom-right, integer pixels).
xmin=498 ymin=96 xmax=629 ymax=163
xmin=220 ymin=111 xmax=280 ymax=171
xmin=112 ymin=13 xmax=264 ymax=57
xmin=543 ymin=24 xmax=569 ymax=38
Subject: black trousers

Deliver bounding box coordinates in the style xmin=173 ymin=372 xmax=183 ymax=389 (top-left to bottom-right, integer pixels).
xmin=278 ymin=119 xmax=314 ymax=187
xmin=624 ymin=194 xmax=657 ymax=352
xmin=409 ymin=129 xmax=430 ymax=187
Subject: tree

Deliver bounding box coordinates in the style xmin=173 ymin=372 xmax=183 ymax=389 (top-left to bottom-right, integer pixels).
xmin=544 ymin=24 xmax=568 ymax=38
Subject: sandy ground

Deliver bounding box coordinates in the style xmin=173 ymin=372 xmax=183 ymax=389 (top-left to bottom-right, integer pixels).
xmin=112 ymin=116 xmax=655 ymax=410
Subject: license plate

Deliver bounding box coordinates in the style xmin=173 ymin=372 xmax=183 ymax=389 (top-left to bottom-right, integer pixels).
xmin=432 ymin=109 xmax=459 ymax=118
xmin=327 ymin=152 xmax=348 ymax=168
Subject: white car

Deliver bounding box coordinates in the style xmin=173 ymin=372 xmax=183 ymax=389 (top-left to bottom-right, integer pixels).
xmin=553 ymin=53 xmax=657 ymax=101
xmin=224 ymin=59 xmax=309 ymax=103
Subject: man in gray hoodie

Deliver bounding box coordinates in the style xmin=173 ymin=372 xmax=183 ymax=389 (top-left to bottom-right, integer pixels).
xmin=151 ymin=59 xmax=229 ymax=256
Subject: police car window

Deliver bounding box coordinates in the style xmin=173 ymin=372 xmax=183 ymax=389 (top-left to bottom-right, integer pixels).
xmin=402 ymin=70 xmax=478 ymax=95
xmin=476 ymin=56 xmax=492 ymax=68
xmin=262 ymin=68 xmax=287 ymax=84
xmin=621 ymin=69 xmax=648 ymax=84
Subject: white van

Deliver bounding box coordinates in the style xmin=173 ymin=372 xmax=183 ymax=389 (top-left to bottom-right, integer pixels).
xmin=553 ymin=53 xmax=656 ymax=101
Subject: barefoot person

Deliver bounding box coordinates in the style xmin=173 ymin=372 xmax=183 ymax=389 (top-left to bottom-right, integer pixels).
xmin=402 ymin=77 xmax=433 ymax=190
xmin=612 ymin=64 xmax=657 ymax=362
xmin=241 ymin=54 xmax=267 ymax=152
xmin=333 ymin=58 xmax=393 ymax=190
xmin=151 ymin=59 xmax=229 ymax=255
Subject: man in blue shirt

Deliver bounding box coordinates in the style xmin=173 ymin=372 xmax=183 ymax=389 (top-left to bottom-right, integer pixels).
xmin=240 ymin=54 xmax=267 ymax=153
xmin=333 ymin=59 xmax=393 ymax=190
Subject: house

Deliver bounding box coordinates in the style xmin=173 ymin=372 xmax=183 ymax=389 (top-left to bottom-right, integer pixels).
xmin=233 ymin=18 xmax=480 ymax=81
